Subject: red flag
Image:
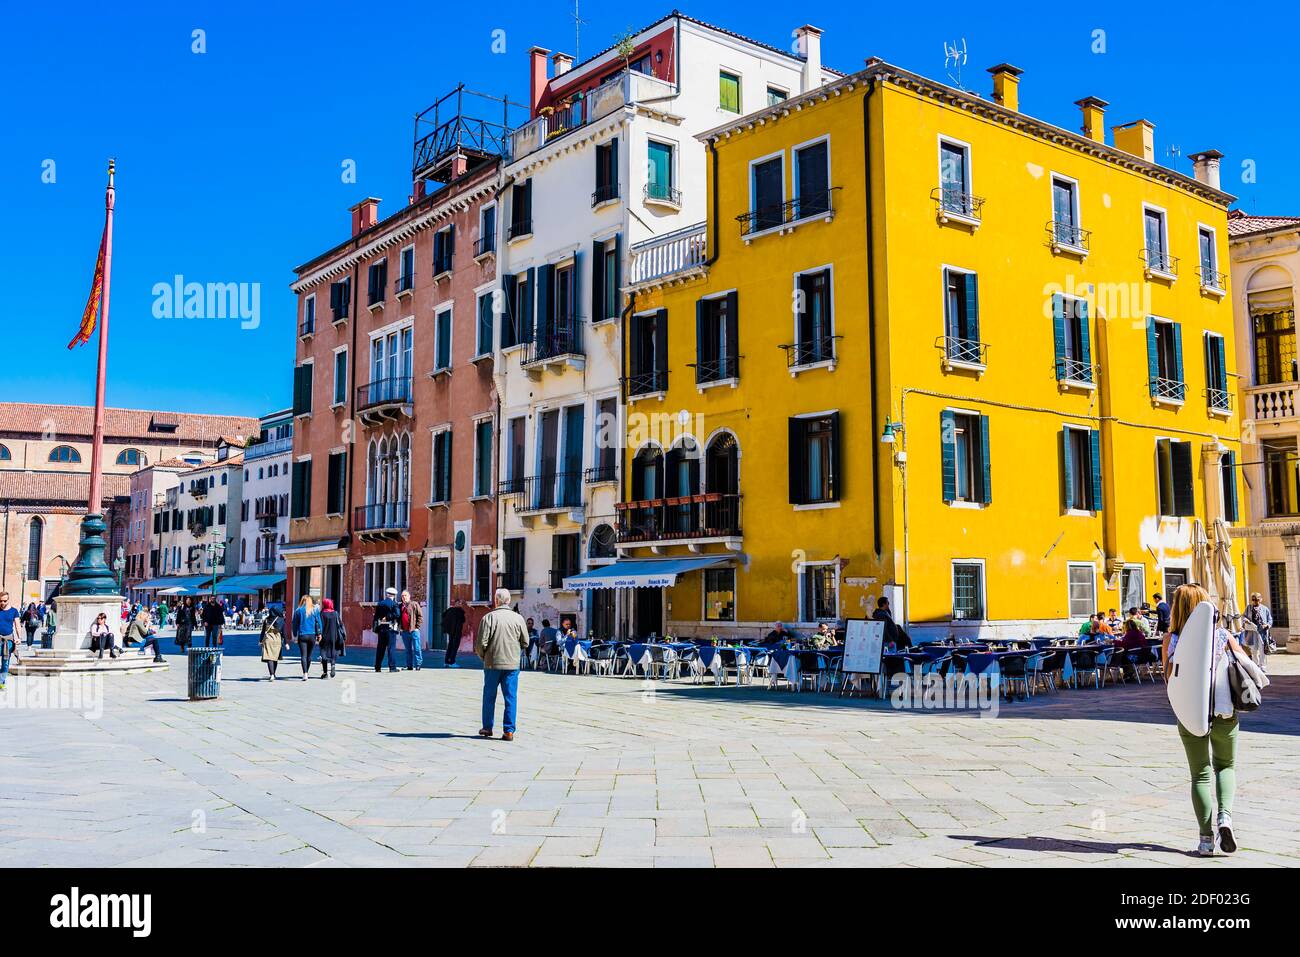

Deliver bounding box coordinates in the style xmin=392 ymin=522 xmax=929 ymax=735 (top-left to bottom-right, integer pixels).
xmin=68 ymin=226 xmax=107 ymax=349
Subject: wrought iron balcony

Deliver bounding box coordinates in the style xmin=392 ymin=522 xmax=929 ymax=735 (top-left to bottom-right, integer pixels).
xmin=692 ymin=355 xmax=740 ymax=385
xmin=396 ymin=272 xmax=415 ymax=295
xmin=1056 ymin=356 xmax=1095 ymax=385
xmin=932 ymin=186 xmax=985 ymax=223
xmin=584 ymin=463 xmax=617 ymax=484
xmin=616 ymin=493 xmax=742 ymax=544
xmin=938 ymin=336 xmax=988 ymax=369
xmin=1198 ymin=264 xmax=1227 ymax=292
xmin=624 ymin=369 xmax=668 ymax=398
xmin=1207 ymin=387 xmax=1233 ymax=414
xmin=737 ymin=188 xmax=839 ymax=237
xmin=1141 ymin=247 xmax=1179 ymax=278
xmin=355 ymin=500 xmax=410 ymax=534
xmin=1150 ymin=376 xmax=1186 ymax=402
xmin=549 ymin=568 xmax=579 ymax=590
xmin=255 ymin=556 xmax=281 ymax=572
xmin=780 ymin=335 xmax=840 ymax=369
xmin=356 ymin=376 xmax=413 ymax=424
xmin=188 ymin=481 xmax=208 ymax=499
xmin=474 ymin=234 xmax=496 ymax=257
xmin=508 ymin=217 xmax=532 ymax=240
xmin=644 ymin=182 xmax=681 ymax=207
xmin=512 ymin=472 xmax=583 ymax=514
xmin=522 ymin=318 xmax=584 ymax=372
xmin=1047 ymin=220 xmax=1091 ymax=252
xmin=591 ymin=182 xmax=619 ymax=207
xmin=367 ymin=280 xmax=386 ymax=307
xmin=299 ymin=318 xmax=316 ymax=338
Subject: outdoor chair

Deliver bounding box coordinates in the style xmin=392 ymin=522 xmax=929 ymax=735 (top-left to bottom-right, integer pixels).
xmin=1070 ymin=649 xmax=1103 ymax=689
xmin=880 ymin=655 xmax=909 ymax=698
xmin=999 ymin=654 xmax=1031 ymax=699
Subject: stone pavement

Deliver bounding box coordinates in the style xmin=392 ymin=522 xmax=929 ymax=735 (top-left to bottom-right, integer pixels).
xmin=2 ymin=630 xmax=1298 ymax=868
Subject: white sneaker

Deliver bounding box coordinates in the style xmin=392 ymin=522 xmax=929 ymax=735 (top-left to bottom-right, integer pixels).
xmin=1195 ymin=835 xmax=1216 ymax=857
xmin=1217 ymin=812 xmax=1237 ymax=854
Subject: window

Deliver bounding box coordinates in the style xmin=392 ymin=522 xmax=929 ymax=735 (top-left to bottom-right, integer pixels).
xmin=628 ymin=53 xmax=652 ymax=75
xmin=952 ymin=562 xmax=984 ymax=621
xmin=434 ymin=308 xmax=452 ymax=372
xmin=1053 ymin=294 xmax=1092 ymax=384
xmin=696 ymin=292 xmax=738 ymax=384
xmin=793 ymin=268 xmax=834 ymax=366
xmin=333 ymin=349 xmax=348 ymax=406
xmin=326 ymin=451 xmax=347 ymax=516
xmin=704 ymin=567 xmax=736 ymax=622
xmin=800 ymin=564 xmax=838 ymax=622
xmin=749 ymin=154 xmax=784 ymax=232
xmin=589 ymin=589 xmax=615 ymax=639
xmin=500 ymin=270 xmax=532 ymax=348
xmin=505 ymin=417 xmax=525 ymax=493
xmin=941 ymin=410 xmax=991 ymax=505
xmin=1268 ymin=562 xmax=1290 ymax=628
xmin=1146 ymin=318 xmax=1184 ymax=401
xmin=646 ymin=141 xmax=675 ymax=203
xmin=363 ymin=558 xmax=406 ymax=603
xmin=1254 ymin=307 xmax=1296 ymax=386
xmin=588 ymin=524 xmax=616 ymax=560
xmin=509 ymin=178 xmax=532 ymax=239
xmin=329 ymin=278 xmax=350 ymax=322
xmin=116 ymin=448 xmax=145 ymax=466
xmin=1067 ymin=564 xmax=1096 ymax=619
xmin=628 ymin=310 xmax=668 ymax=396
xmin=25 ymin=517 xmax=43 ymax=581
xmin=1221 ymin=450 xmax=1239 ymax=523
xmin=551 ymin=533 xmax=580 ymax=589
xmin=938 ymin=139 xmax=972 ymax=215
xmin=293 ymin=362 xmax=313 ymax=416
xmin=1050 ymin=176 xmax=1082 ymax=248
xmin=943 ymin=268 xmax=981 ymax=365
xmin=591 ymin=234 xmax=621 ymax=323
xmin=593 ymin=138 xmax=618 ymax=205
xmin=503 ymin=537 xmax=525 ymax=591
xmin=793 ymin=139 xmax=830 ymax=218
xmin=0 ymin=444 xmax=9 ymax=460
xmin=593 ymin=399 xmax=617 ymax=482
xmin=1144 ymin=207 xmax=1170 ymax=273
xmin=433 ymin=226 xmax=455 ymax=276
xmin=788 ymin=412 xmax=840 ymax=505
xmin=301 ymin=294 xmax=316 ymax=336
xmin=1204 ymin=332 xmax=1229 ymax=412
xmin=477 ymin=204 xmax=497 ymax=257
xmin=430 ymin=430 xmax=452 ymax=503
xmin=766 ymin=86 xmax=787 ymax=106
xmin=473 ymin=552 xmax=492 ymax=603
xmin=1121 ymin=566 xmax=1146 ymax=611
xmin=474 ymin=419 xmax=493 ymax=497
xmin=476 ymin=293 xmax=494 ymax=356
xmin=719 ymin=71 xmax=741 ymax=113
xmin=367 ymin=259 xmax=387 ymax=305
xmin=1155 ymin=438 xmax=1195 ymax=517
xmin=290 ymin=459 xmax=312 ymax=518
xmin=1062 ymin=426 xmax=1102 ymax=512
xmin=1198 ymin=226 xmax=1221 ymax=288
xmin=218 ymin=503 xmax=227 ymax=524
xmin=48 ymin=445 xmax=81 ymax=463
xmin=398 ymin=245 xmax=415 ymax=293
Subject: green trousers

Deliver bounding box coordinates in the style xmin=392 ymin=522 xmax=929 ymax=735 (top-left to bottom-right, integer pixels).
xmin=1177 ymin=716 xmax=1239 ymax=837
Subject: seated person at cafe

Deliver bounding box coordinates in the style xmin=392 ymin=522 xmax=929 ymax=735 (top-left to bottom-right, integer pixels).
xmin=807 ymin=622 xmax=837 ymax=650
xmin=1106 ymin=608 xmax=1122 ymax=633
xmin=1124 ymin=607 xmax=1151 ymax=637
xmin=539 ymin=619 xmax=559 ymax=654
xmin=873 ymin=597 xmax=911 ymax=650
xmin=762 ymin=621 xmax=796 ymax=647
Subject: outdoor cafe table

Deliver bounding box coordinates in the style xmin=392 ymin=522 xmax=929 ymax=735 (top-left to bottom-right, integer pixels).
xmin=562 ymin=638 xmax=593 ymax=667
xmin=693 ymin=645 xmax=758 ymax=684
xmin=768 ymin=648 xmax=836 ymax=689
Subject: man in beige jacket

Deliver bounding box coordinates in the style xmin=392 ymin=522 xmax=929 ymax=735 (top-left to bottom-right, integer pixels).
xmin=476 ymin=588 xmax=529 ymax=741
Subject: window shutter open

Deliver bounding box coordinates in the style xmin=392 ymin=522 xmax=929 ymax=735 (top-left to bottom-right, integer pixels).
xmin=963 ymin=272 xmax=979 ymax=343
xmin=695 ymin=299 xmax=704 ymax=367
xmin=1089 ymin=429 xmax=1103 ymax=512
xmin=522 ymin=267 xmax=536 ymax=342
xmin=446 ymin=224 xmax=455 ymax=269
xmin=537 ymin=264 xmax=554 ymax=339
xmin=441 ymin=431 xmax=453 ymax=502
xmin=591 ymin=240 xmax=605 ymax=322
xmin=1215 ymin=335 xmax=1227 ymax=392
xmin=1078 ymin=299 xmax=1092 ymax=371
xmin=977 ymin=414 xmax=992 ymax=504
xmin=501 ymin=274 xmax=518 ymax=346
xmin=1223 ymin=450 xmax=1239 ymax=522
xmin=572 ymin=250 xmax=583 ymax=322
xmin=654 ymin=309 xmax=668 ymax=373
xmin=613 ymin=233 xmax=623 ymax=313
xmin=1146 ymin=317 xmax=1159 ymax=396
xmin=1061 ymin=429 xmax=1074 ymax=510
xmin=725 ymin=291 xmax=739 ymax=370
xmin=941 ymin=410 xmax=957 ymax=503
xmin=1172 ymin=440 xmax=1194 ymax=516
xmin=788 ymin=418 xmax=807 ymax=505
xmin=1172 ymin=322 xmax=1184 ymax=392
xmin=1052 ymin=294 xmax=1066 ymax=379
xmin=828 ymin=411 xmax=842 ymax=501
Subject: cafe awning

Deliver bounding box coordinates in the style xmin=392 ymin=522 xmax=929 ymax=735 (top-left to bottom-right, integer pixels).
xmin=135 ymin=575 xmax=210 ymax=590
xmin=211 ymin=573 xmax=286 ymax=595
xmin=563 ymin=556 xmax=733 ymax=590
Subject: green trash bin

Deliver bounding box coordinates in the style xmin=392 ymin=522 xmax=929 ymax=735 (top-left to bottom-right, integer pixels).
xmin=187 ymin=647 xmax=222 ymax=700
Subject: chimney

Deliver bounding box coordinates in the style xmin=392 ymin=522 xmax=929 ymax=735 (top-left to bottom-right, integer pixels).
xmin=350 ymin=197 xmax=380 ymax=236
xmin=987 ymin=63 xmax=1023 ymax=111
xmin=1112 ymin=119 xmax=1155 ymax=162
xmin=1189 ymin=150 xmax=1224 ymax=190
xmin=795 ymin=25 xmax=822 ymax=93
xmin=552 ymin=52 xmax=573 ymax=77
xmin=1074 ymin=96 xmax=1108 ymax=144
xmin=529 ymin=46 xmax=551 ymax=117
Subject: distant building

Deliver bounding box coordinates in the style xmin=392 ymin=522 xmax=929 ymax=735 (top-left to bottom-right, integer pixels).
xmin=236 ymin=409 xmax=292 ymax=603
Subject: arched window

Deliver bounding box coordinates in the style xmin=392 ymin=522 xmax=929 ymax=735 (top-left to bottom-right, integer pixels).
xmin=664 ymin=438 xmax=701 ymax=534
xmin=116 ymin=448 xmax=145 ymax=466
xmin=241 ymin=539 xmax=247 ymax=562
xmin=48 ymin=445 xmax=81 ymax=463
xmin=398 ymin=433 xmax=411 ymax=504
xmin=706 ymin=432 xmax=740 ymax=495
xmin=0 ymin=444 xmax=10 ymax=461
xmin=26 ymin=517 xmax=43 ymax=581
xmin=632 ymin=445 xmax=664 ymax=501
xmin=588 ymin=523 xmax=616 ymax=560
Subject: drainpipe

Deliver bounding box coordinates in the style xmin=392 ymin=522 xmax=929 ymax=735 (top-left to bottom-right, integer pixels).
xmin=862 ymin=77 xmax=882 ymax=559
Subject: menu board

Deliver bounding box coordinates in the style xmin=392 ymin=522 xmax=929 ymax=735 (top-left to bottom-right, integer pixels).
xmin=843 ymin=618 xmax=885 ymax=674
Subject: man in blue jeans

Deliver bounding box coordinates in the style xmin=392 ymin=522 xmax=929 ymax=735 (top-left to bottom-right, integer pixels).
xmin=475 ymin=588 xmax=529 ymax=741
xmin=0 ymin=591 xmax=21 ymax=691
xmin=399 ymin=589 xmax=423 ymax=670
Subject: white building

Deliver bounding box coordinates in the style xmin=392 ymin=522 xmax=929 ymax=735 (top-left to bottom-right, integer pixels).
xmin=237 ymin=410 xmax=292 ymax=595
xmin=172 ymin=443 xmax=245 ymax=593
xmin=494 ymin=14 xmax=835 ymax=636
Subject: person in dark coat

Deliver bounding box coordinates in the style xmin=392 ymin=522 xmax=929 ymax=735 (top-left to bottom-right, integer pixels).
xmin=201 ymin=597 xmax=224 ymax=645
xmin=174 ymin=597 xmax=195 ymax=649
xmin=319 ymin=597 xmax=345 ymax=679
xmin=441 ymin=599 xmax=467 ymax=668
xmin=373 ymin=587 xmax=400 ymax=673
xmin=873 ymin=597 xmax=911 ymax=650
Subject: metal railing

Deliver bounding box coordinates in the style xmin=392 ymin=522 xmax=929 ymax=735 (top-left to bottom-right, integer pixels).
xmin=1198 ymin=264 xmax=1227 ymax=290
xmin=332 ymin=299 xmax=349 ymax=323
xmin=644 ymin=182 xmax=681 ymax=205
xmin=497 ymin=475 xmax=524 ymax=497
xmin=628 ymin=222 xmax=706 ymax=287
xmin=396 ymin=272 xmax=415 ymax=294
xmin=356 ymin=376 xmax=413 ymax=410
xmin=367 ymin=280 xmax=386 ymax=306
xmin=1056 ymin=357 xmax=1095 ymax=384
xmin=624 ymin=369 xmax=668 ymax=397
xmin=1048 ymin=220 xmax=1091 ymax=251
xmin=509 ymin=70 xmax=676 ymax=161
xmin=522 ymin=318 xmax=584 ymax=366
xmin=1141 ymin=247 xmax=1179 ymax=277
xmin=693 ymin=355 xmax=740 ymax=384
xmin=299 ymin=319 xmax=315 ymax=337
xmin=355 ymin=500 xmax=410 ymax=532
xmin=737 ymin=188 xmax=840 ymax=236
xmin=474 ymin=234 xmax=495 ymax=257
xmin=591 ymin=182 xmax=619 ymax=206
xmin=938 ymin=336 xmax=987 ymax=367
xmin=508 ymin=217 xmax=532 ymax=240
xmin=1207 ymin=387 xmax=1233 ymax=413
xmin=932 ymin=186 xmax=985 ymax=221
xmin=616 ymin=492 xmax=742 ymax=543
xmin=512 ymin=472 xmax=583 ymax=513
xmin=433 ymin=254 xmax=453 ymax=277
xmin=780 ymin=336 xmax=839 ymax=368
xmin=1150 ymin=376 xmax=1186 ymax=401
xmin=584 ymin=463 xmax=617 ymax=484
xmin=255 ymin=556 xmax=280 ymax=572
xmin=188 ymin=482 xmax=208 ymax=499
xmin=245 ymin=436 xmax=293 ymax=461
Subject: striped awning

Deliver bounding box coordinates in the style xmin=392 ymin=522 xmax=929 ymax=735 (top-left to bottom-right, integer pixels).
xmin=563 ymin=556 xmax=732 ymax=590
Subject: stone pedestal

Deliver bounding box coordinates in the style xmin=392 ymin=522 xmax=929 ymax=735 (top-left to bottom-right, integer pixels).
xmin=11 ymin=592 xmax=169 ymax=676
xmin=51 ymin=593 xmax=124 ymax=652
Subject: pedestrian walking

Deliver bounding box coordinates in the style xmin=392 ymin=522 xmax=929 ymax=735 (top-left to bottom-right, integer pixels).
xmin=259 ymin=610 xmax=284 ymax=680
xmin=399 ymin=589 xmax=423 ymax=671
xmin=174 ymin=597 xmax=195 ymax=650
xmin=90 ymin=611 xmax=117 ymax=660
xmin=125 ymin=609 xmax=165 ymax=662
xmin=475 ymin=588 xmax=529 ymax=741
xmin=1153 ymin=592 xmax=1171 ymax=634
xmin=373 ymin=587 xmax=400 ymax=672
xmin=1245 ymin=592 xmax=1276 ymax=654
xmin=292 ymin=595 xmax=321 ymax=682
xmin=0 ymin=591 xmax=20 ymax=691
xmin=319 ymin=598 xmax=345 ymax=678
xmin=442 ymin=599 xmax=467 ymax=668
xmin=201 ymin=596 xmax=224 ymax=645
xmin=21 ymin=603 xmax=40 ymax=647
xmin=157 ymin=599 xmax=170 ymax=629
xmin=42 ymin=600 xmax=57 ymax=648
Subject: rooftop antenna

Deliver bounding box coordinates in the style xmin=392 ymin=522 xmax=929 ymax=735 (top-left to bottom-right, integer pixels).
xmin=572 ymin=0 xmax=588 ymax=61
xmin=943 ymin=38 xmax=968 ymax=90
xmin=1165 ymin=144 xmax=1182 ymax=169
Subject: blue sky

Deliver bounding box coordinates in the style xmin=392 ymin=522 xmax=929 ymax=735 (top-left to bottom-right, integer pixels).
xmin=3 ymin=0 xmax=1295 ymax=418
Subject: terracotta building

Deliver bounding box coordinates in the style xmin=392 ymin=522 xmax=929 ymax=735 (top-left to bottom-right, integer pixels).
xmin=286 ymin=88 xmax=517 ymax=651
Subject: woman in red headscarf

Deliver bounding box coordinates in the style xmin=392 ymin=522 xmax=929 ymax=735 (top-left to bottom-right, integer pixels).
xmin=319 ymin=598 xmax=346 ymax=679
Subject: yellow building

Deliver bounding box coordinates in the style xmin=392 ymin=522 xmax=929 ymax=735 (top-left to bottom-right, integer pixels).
xmin=611 ymin=58 xmax=1243 ymax=641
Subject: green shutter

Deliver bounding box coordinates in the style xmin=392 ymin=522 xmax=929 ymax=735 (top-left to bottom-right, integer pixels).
xmin=1052 ymin=294 xmax=1066 ymax=380
xmin=536 ymin=264 xmax=554 ymax=341
xmin=1078 ymin=298 xmax=1092 ymax=372
xmin=1222 ymin=450 xmax=1239 ymax=522
xmin=1061 ymin=428 xmax=1074 ymax=510
xmin=941 ymin=410 xmax=957 ymax=503
xmin=571 ymin=249 xmax=583 ymax=322
xmin=501 ymin=274 xmax=517 ymax=347
xmin=613 ymin=233 xmax=623 ymax=318
xmin=522 ymin=267 xmax=535 ymax=341
xmin=963 ymin=272 xmax=979 ymax=342
xmin=978 ymin=414 xmax=992 ymax=504
xmin=1146 ymin=317 xmax=1159 ymax=396
xmin=1172 ymin=322 xmax=1185 ymax=398
xmin=1215 ymin=335 xmax=1227 ymax=392
xmin=695 ymin=298 xmax=704 ymax=369
xmin=1089 ymin=428 xmax=1103 ymax=512
xmin=591 ymin=240 xmax=604 ymax=323
xmin=1171 ymin=440 xmax=1194 ymax=517
xmin=828 ymin=411 xmax=842 ymax=501
xmin=654 ymin=309 xmax=668 ymax=373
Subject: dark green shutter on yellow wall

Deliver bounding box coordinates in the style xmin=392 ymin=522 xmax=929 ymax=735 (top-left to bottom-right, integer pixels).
xmin=1088 ymin=429 xmax=1102 ymax=512
xmin=1222 ymin=450 xmax=1239 ymax=522
xmin=977 ymin=414 xmax=991 ymax=504
xmin=940 ymin=410 xmax=957 ymax=503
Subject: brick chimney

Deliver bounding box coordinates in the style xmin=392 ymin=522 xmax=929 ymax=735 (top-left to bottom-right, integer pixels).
xmin=350 ymin=197 xmax=380 ymax=236
xmin=529 ymin=46 xmax=551 ymax=117
xmin=795 ymin=25 xmax=822 ymax=93
xmin=552 ymin=52 xmax=573 ymax=77
xmin=1112 ymin=120 xmax=1155 ymax=162
xmin=1074 ymin=96 xmax=1108 ymax=144
xmin=987 ymin=63 xmax=1023 ymax=111
xmin=1189 ymin=150 xmax=1224 ymax=190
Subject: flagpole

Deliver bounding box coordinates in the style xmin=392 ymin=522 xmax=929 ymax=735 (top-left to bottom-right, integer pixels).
xmin=87 ymin=160 xmax=114 ymax=513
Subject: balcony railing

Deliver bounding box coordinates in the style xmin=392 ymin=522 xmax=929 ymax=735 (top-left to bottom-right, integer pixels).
xmin=367 ymin=281 xmax=387 ymax=306
xmin=591 ymin=182 xmax=619 ymax=207
xmin=1150 ymin=376 xmax=1186 ymax=402
xmin=474 ymin=234 xmax=496 ymax=257
xmin=522 ymin=318 xmax=584 ymax=366
xmin=1198 ymin=264 xmax=1227 ymax=291
xmin=255 ymin=556 xmax=281 ymax=572
xmin=299 ymin=319 xmax=315 ymax=337
xmin=355 ymin=500 xmax=410 ymax=533
xmin=938 ymin=336 xmax=987 ymax=368
xmin=396 ymin=272 xmax=415 ymax=294
xmin=245 ymin=436 xmax=293 ymax=461
xmin=625 ymin=369 xmax=668 ymax=397
xmin=585 ymin=463 xmax=617 ymax=484
xmin=509 ymin=70 xmax=676 ymax=161
xmin=1207 ymin=387 xmax=1233 ymax=413
xmin=1248 ymin=382 xmax=1300 ymax=422
xmin=644 ymin=182 xmax=681 ymax=206
xmin=628 ymin=222 xmax=707 ymax=288
xmin=1047 ymin=220 xmax=1091 ymax=252
xmin=932 ymin=186 xmax=985 ymax=222
xmin=780 ymin=335 xmax=840 ymax=368
xmin=332 ymin=300 xmax=349 ymax=323
xmin=1056 ymin=356 xmax=1095 ymax=384
xmin=1141 ymin=247 xmax=1180 ymax=278
xmin=512 ymin=472 xmax=583 ymax=513
xmin=692 ymin=355 xmax=740 ymax=384
xmin=508 ymin=217 xmax=532 ymax=240
xmin=737 ymin=188 xmax=839 ymax=236
xmin=616 ymin=493 xmax=742 ymax=544
xmin=189 ymin=482 xmax=208 ymax=499
xmin=356 ymin=376 xmax=413 ymax=411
